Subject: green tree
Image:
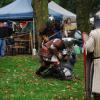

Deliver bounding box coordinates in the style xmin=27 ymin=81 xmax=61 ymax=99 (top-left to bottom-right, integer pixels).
xmin=0 ymin=0 xmax=14 ymax=7
xmin=59 ymin=0 xmax=76 ymax=13
xmin=52 ymin=0 xmax=60 ymax=4
xmin=91 ymin=0 xmax=100 ymax=14
xmin=76 ymin=0 xmax=95 ymax=33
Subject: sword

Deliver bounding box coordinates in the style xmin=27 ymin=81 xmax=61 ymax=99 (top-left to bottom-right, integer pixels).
xmin=82 ymin=32 xmax=92 ymax=100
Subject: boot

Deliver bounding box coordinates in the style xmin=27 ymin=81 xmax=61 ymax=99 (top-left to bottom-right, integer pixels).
xmin=36 ymin=67 xmax=47 ymax=76
xmin=42 ymin=67 xmax=54 ymax=78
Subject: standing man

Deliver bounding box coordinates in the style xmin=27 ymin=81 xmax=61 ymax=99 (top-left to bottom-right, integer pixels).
xmin=63 ymin=18 xmax=77 ymax=37
xmin=0 ymin=22 xmax=13 ymax=57
xmin=0 ymin=22 xmax=6 ymax=57
xmin=84 ymin=18 xmax=100 ymax=99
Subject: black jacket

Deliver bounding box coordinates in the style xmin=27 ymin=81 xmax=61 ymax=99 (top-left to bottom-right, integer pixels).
xmin=0 ymin=27 xmax=13 ymax=38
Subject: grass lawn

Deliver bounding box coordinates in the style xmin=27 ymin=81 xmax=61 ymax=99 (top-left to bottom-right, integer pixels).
xmin=0 ymin=55 xmax=85 ymax=100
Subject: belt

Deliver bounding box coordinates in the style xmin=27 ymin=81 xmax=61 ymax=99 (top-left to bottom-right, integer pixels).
xmin=93 ymin=56 xmax=100 ymax=59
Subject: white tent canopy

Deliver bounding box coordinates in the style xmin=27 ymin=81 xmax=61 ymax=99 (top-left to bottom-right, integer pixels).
xmin=48 ymin=1 xmax=76 ymax=21
xmin=0 ymin=0 xmax=33 ymax=20
xmin=0 ymin=0 xmax=76 ymax=21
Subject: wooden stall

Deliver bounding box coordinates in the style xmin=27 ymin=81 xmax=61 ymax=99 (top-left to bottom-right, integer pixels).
xmin=6 ymin=32 xmax=32 ymax=55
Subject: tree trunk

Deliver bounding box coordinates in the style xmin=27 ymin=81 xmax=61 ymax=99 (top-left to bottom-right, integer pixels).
xmin=33 ymin=0 xmax=48 ymax=32
xmin=32 ymin=0 xmax=48 ymax=50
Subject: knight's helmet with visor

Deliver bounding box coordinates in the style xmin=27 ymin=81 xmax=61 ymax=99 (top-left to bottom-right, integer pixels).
xmin=94 ymin=10 xmax=100 ymax=28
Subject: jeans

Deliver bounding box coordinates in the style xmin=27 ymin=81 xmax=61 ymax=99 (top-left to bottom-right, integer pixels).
xmin=0 ymin=39 xmax=6 ymax=56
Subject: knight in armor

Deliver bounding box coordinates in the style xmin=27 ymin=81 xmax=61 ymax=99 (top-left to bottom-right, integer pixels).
xmin=36 ymin=30 xmax=76 ymax=80
xmin=36 ymin=32 xmax=63 ymax=77
xmin=84 ymin=17 xmax=100 ymax=99
xmin=36 ymin=20 xmax=77 ymax=80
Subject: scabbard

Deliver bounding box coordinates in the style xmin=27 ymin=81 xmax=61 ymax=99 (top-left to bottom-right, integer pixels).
xmin=82 ymin=32 xmax=93 ymax=100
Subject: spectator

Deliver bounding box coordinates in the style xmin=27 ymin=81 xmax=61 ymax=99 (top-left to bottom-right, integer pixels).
xmin=0 ymin=22 xmax=6 ymax=57
xmin=0 ymin=22 xmax=13 ymax=57
xmin=63 ymin=18 xmax=77 ymax=37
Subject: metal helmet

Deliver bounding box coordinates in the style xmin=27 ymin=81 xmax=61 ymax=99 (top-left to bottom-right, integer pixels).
xmin=94 ymin=10 xmax=100 ymax=28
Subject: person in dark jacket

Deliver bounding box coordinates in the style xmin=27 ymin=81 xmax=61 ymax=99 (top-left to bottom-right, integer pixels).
xmin=0 ymin=22 xmax=13 ymax=57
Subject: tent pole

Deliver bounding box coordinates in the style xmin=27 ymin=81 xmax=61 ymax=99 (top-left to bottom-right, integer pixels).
xmin=32 ymin=18 xmax=36 ymax=56
xmin=12 ymin=22 xmax=15 ymax=31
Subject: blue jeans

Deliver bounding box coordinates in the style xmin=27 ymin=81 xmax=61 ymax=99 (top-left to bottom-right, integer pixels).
xmin=0 ymin=39 xmax=6 ymax=56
